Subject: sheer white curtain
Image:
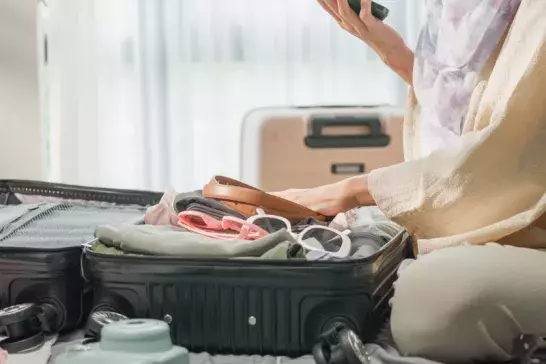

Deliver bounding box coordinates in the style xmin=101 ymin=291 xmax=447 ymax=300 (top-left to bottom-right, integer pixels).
xmin=39 ymin=0 xmax=426 ymax=191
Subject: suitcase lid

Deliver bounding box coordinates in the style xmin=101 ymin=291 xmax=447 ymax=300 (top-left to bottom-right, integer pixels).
xmin=0 ymin=180 xmax=159 ymax=252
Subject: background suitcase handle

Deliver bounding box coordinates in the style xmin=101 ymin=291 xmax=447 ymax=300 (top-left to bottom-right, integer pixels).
xmin=305 ymin=116 xmax=391 ymax=149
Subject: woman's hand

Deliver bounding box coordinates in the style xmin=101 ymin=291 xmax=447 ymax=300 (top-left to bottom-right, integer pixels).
xmin=271 ymin=175 xmax=375 ymax=216
xmin=318 ymin=0 xmax=414 ymax=85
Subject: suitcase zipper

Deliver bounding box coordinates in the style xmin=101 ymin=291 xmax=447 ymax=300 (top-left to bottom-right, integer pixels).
xmin=1 ymin=182 xmax=161 ymax=206
xmin=85 ymin=230 xmax=408 ymax=267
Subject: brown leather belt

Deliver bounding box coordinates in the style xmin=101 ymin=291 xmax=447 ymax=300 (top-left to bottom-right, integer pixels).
xmin=202 ymin=176 xmax=327 ymax=222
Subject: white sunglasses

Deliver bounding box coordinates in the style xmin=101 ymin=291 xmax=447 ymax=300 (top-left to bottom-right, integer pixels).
xmin=249 ymin=209 xmax=352 ymax=259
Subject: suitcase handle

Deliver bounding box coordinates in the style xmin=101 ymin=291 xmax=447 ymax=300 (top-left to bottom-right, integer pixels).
xmin=305 ymin=116 xmax=390 ymax=149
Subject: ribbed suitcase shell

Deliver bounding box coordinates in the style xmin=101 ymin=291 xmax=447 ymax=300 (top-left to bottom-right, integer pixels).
xmin=86 ymin=230 xmax=411 ymax=356
xmin=0 ymin=180 xmax=161 ymax=332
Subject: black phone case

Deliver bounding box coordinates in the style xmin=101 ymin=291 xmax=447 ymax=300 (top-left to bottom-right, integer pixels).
xmin=348 ymin=0 xmax=390 ymax=21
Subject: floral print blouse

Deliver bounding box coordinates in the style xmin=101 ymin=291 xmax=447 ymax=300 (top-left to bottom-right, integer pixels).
xmin=413 ymin=0 xmax=521 ymax=157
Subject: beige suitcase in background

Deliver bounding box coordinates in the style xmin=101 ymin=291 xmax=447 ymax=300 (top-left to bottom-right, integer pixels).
xmin=240 ymin=106 xmax=404 ymax=191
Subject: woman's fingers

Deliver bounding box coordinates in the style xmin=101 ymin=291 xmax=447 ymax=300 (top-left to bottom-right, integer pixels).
xmin=323 ymin=0 xmax=341 ymax=15
xmin=317 ymin=0 xmax=342 ymax=23
xmin=336 ymin=0 xmax=359 ymax=22
xmin=359 ymin=0 xmax=374 ymax=23
xmin=336 ymin=0 xmax=370 ymax=37
xmin=316 ymin=0 xmax=383 ymax=42
xmin=326 ymin=0 xmax=359 ymax=35
xmin=317 ymin=0 xmax=360 ymax=37
xmin=338 ymin=21 xmax=358 ymax=36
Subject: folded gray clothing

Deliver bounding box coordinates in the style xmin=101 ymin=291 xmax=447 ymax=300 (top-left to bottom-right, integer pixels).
xmin=307 ymin=206 xmax=400 ymax=262
xmin=234 ymin=241 xmax=305 ymax=260
xmin=350 ymin=207 xmax=402 ymax=241
xmin=350 ymin=232 xmax=388 ymax=258
xmin=95 ymin=224 xmax=297 ymax=258
xmin=306 ymin=232 xmax=388 ymax=261
xmin=359 ymin=222 xmax=401 ymax=243
xmin=173 ymin=190 xmax=246 ymax=220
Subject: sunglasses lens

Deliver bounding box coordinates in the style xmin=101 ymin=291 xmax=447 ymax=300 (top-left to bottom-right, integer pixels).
xmin=300 ymin=228 xmax=344 ymax=254
xmin=252 ymin=217 xmax=289 ymax=233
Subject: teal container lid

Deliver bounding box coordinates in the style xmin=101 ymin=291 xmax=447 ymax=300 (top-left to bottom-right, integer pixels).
xmin=100 ymin=319 xmax=173 ymax=353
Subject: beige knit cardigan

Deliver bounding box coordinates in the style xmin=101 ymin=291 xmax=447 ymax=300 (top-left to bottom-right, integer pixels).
xmin=368 ymin=0 xmax=546 ymax=254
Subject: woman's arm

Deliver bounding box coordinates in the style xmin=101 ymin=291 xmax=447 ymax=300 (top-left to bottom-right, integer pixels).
xmin=277 ymin=0 xmax=546 ymax=253
xmin=376 ymin=41 xmax=414 ymax=86
xmin=318 ymin=0 xmax=414 ymax=85
xmin=272 ymin=175 xmax=374 ymax=217
xmin=367 ymin=0 xmax=546 ymax=252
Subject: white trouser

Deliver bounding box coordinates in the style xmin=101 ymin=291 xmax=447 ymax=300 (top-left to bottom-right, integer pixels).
xmin=391 ymin=244 xmax=546 ymax=363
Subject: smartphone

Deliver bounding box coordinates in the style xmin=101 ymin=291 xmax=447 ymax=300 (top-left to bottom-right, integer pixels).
xmin=348 ymin=0 xmax=390 ymax=21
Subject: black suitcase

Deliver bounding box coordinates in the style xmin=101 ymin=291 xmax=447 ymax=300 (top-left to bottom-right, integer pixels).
xmin=86 ymin=225 xmax=411 ymax=356
xmin=0 ymin=180 xmax=161 ymax=334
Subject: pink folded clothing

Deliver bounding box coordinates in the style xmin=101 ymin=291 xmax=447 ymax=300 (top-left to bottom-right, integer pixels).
xmin=178 ymin=211 xmax=268 ymax=240
xmin=179 ymin=210 xmax=223 ymax=230
xmin=0 ymin=349 xmax=7 ymax=364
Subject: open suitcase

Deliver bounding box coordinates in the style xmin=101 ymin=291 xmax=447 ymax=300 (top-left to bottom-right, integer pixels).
xmin=0 ymin=179 xmax=411 ymax=357
xmin=86 ymin=222 xmax=411 ymax=356
xmin=0 ymin=180 xmax=160 ymax=338
xmin=240 ymin=106 xmax=404 ymax=191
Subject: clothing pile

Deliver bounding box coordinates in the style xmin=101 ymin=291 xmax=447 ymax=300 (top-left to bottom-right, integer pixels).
xmin=92 ymin=187 xmax=402 ymax=261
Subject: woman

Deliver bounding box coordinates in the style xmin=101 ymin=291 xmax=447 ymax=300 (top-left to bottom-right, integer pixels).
xmin=275 ymin=0 xmax=546 ymax=362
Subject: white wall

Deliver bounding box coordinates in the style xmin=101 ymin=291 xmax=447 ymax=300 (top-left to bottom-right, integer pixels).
xmin=0 ymin=0 xmax=42 ymax=180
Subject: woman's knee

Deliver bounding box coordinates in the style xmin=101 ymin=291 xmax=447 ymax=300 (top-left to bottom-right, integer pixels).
xmin=390 ymin=245 xmax=546 ymax=363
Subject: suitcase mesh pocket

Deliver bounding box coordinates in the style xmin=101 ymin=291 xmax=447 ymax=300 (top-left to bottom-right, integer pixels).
xmin=0 ymin=203 xmax=146 ymax=250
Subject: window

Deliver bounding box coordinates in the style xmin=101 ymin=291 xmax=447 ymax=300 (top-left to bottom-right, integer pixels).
xmin=39 ymin=0 xmax=425 ymax=191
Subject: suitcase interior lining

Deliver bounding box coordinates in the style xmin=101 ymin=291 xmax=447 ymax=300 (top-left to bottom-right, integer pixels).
xmin=0 ymin=203 xmax=146 ymax=250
